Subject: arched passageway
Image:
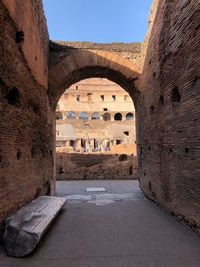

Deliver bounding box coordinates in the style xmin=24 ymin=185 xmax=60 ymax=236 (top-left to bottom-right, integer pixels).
xmin=48 ymin=44 xmax=141 ymax=110
xmin=50 ymin=45 xmax=140 ymax=185
xmin=91 ymin=112 xmax=100 ymax=120
xmin=1 ymin=0 xmax=200 ymax=245
xmin=79 ymin=112 xmax=89 ymax=121
xmin=67 ymin=111 xmax=76 ymax=119
xmin=126 ymin=112 xmax=134 ymax=120
xmin=103 ymin=112 xmax=111 ymax=121
xmin=114 ymin=113 xmax=122 ymax=121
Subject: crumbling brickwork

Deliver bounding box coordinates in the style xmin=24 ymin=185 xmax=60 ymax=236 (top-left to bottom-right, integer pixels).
xmin=56 ymin=153 xmax=138 ymax=181
xmin=0 ymin=0 xmax=199 ymax=239
xmin=138 ymin=0 xmax=200 ymax=233
xmin=0 ymin=0 xmax=54 ymax=235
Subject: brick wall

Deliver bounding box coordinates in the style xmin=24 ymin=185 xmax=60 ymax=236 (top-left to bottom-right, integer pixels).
xmin=138 ymin=0 xmax=200 ymax=233
xmin=0 ymin=0 xmax=199 ymax=239
xmin=0 ymin=0 xmax=54 ymax=236
xmin=2 ymin=0 xmax=49 ymax=87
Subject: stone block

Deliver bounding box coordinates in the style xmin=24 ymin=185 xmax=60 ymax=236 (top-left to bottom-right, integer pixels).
xmin=3 ymin=196 xmax=66 ymax=257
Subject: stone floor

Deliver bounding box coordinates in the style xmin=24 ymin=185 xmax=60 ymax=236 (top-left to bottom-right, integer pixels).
xmin=0 ymin=180 xmax=200 ymax=267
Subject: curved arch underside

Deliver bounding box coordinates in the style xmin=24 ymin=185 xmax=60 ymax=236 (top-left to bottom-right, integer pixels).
xmin=48 ymin=50 xmax=141 ymax=110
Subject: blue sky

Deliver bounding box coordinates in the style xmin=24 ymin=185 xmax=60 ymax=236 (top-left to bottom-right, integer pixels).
xmin=43 ymin=0 xmax=152 ymax=43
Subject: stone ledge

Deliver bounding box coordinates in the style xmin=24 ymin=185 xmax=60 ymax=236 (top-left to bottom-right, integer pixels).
xmin=3 ymin=196 xmax=66 ymax=257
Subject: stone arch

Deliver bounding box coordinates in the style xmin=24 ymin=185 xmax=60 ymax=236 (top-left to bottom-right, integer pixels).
xmin=48 ymin=45 xmax=141 ymax=110
xmin=126 ymin=112 xmax=134 ymax=120
xmin=103 ymin=112 xmax=111 ymax=121
xmin=79 ymin=112 xmax=89 ymax=121
xmin=66 ymin=111 xmax=76 ymax=119
xmin=114 ymin=113 xmax=122 ymax=121
xmin=91 ymin=112 xmax=100 ymax=120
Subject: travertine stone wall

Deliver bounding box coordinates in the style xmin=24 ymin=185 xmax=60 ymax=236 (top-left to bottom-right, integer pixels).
xmin=138 ymin=0 xmax=200 ymax=233
xmin=0 ymin=0 xmax=54 ymax=232
xmin=56 ymin=78 xmax=136 ymax=154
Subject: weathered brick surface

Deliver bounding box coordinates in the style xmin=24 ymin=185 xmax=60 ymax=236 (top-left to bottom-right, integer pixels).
xmin=3 ymin=0 xmax=49 ymax=87
xmin=0 ymin=0 xmax=54 ymax=237
xmin=0 ymin=0 xmax=199 ymax=239
xmin=50 ymin=41 xmax=143 ymax=70
xmin=138 ymin=0 xmax=200 ymax=233
xmin=56 ymin=153 xmax=138 ymax=181
xmin=48 ymin=48 xmax=141 ymax=109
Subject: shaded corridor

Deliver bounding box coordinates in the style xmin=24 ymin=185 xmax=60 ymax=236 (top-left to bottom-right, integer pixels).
xmin=0 ymin=181 xmax=199 ymax=267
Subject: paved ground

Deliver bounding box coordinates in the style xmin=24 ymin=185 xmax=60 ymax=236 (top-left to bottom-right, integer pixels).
xmin=0 ymin=180 xmax=200 ymax=267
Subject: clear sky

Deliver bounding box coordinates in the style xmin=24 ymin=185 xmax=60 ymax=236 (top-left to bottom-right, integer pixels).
xmin=43 ymin=0 xmax=152 ymax=43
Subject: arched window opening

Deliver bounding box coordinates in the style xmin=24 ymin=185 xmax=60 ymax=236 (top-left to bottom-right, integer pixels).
xmin=114 ymin=113 xmax=122 ymax=121
xmin=67 ymin=111 xmax=76 ymax=120
xmin=100 ymin=95 xmax=104 ymax=101
xmin=126 ymin=112 xmax=134 ymax=120
xmin=79 ymin=112 xmax=89 ymax=121
xmin=91 ymin=112 xmax=100 ymax=120
xmin=56 ymin=111 xmax=63 ymax=120
xmin=103 ymin=112 xmax=111 ymax=121
xmin=87 ymin=93 xmax=92 ymax=101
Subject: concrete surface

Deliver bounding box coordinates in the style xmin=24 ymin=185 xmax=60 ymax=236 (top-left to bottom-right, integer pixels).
xmin=0 ymin=180 xmax=199 ymax=267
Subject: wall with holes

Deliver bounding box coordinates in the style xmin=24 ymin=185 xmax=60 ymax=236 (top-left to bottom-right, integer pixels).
xmin=0 ymin=0 xmax=200 ymax=237
xmin=137 ymin=0 xmax=200 ymax=233
xmin=0 ymin=0 xmax=54 ymax=233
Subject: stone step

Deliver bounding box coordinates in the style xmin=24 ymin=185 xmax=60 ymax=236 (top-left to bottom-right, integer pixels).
xmin=3 ymin=196 xmax=66 ymax=257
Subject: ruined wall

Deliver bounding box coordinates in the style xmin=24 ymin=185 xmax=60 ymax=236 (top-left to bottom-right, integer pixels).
xmin=0 ymin=0 xmax=53 ymax=232
xmin=58 ymin=78 xmax=135 ymax=112
xmin=0 ymin=0 xmax=199 ymax=240
xmin=50 ymin=41 xmax=143 ymax=72
xmin=56 ymin=153 xmax=138 ymax=181
xmin=138 ymin=0 xmax=200 ymax=233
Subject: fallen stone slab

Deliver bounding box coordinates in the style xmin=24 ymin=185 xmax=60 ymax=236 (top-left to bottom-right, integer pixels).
xmin=3 ymin=196 xmax=66 ymax=257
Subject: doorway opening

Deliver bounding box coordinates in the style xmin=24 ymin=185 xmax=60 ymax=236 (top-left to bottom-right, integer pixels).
xmin=55 ymin=78 xmax=138 ymax=181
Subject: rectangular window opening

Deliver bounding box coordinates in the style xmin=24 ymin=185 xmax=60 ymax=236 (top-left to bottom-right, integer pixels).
xmin=124 ymin=95 xmax=128 ymax=101
xmin=87 ymin=93 xmax=92 ymax=101
xmin=112 ymin=95 xmax=116 ymax=101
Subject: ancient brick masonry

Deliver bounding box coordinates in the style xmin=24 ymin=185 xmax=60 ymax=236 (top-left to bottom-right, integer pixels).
xmin=0 ymin=0 xmax=54 ymax=238
xmin=0 ymin=0 xmax=200 ymax=239
xmin=138 ymin=0 xmax=200 ymax=233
